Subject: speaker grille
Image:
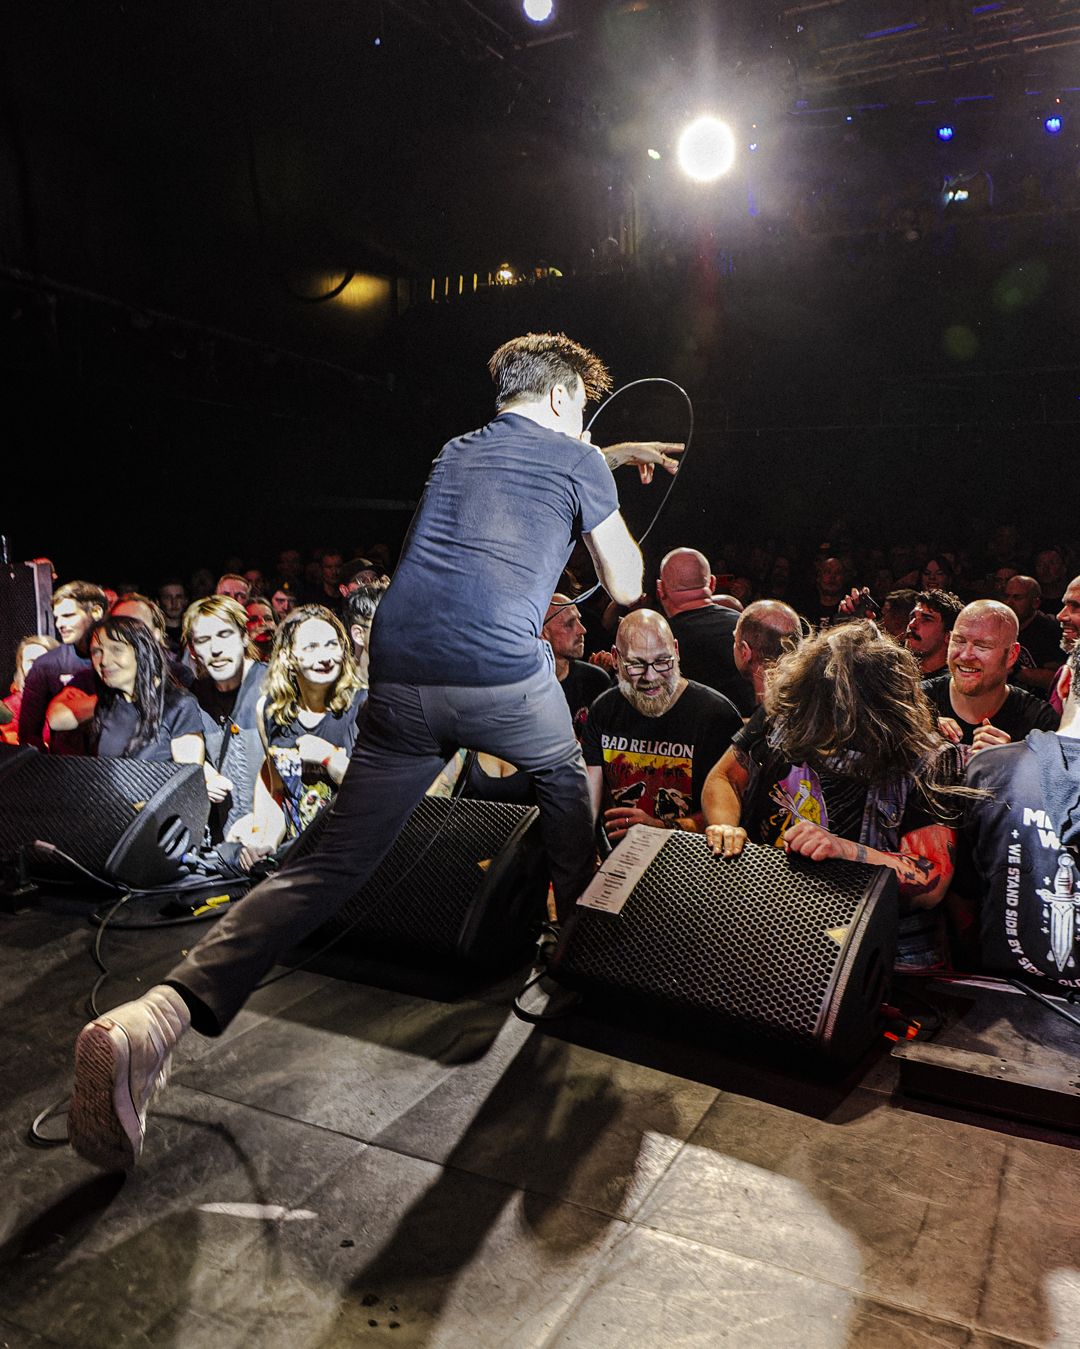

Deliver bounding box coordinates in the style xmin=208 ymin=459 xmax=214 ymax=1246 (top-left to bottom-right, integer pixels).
xmin=0 ymin=756 xmax=194 ymax=873
xmin=555 ymin=835 xmax=887 ymax=1047
xmin=305 ymin=796 xmax=543 ymax=959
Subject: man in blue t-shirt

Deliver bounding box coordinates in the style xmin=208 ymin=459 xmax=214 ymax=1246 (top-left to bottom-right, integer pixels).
xmin=69 ymin=332 xmax=681 ymax=1172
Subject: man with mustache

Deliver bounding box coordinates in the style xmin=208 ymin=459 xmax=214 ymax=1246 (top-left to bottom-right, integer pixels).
xmin=583 ymin=609 xmax=741 ymax=844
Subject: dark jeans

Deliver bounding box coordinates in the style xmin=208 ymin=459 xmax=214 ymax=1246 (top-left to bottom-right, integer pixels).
xmin=167 ymin=656 xmax=595 ymax=1033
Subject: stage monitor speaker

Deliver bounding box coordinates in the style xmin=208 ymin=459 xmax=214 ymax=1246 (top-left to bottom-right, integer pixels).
xmin=0 ymin=559 xmax=54 ymax=691
xmin=549 ymin=834 xmax=898 ymax=1063
xmin=0 ymin=747 xmax=210 ymax=889
xmin=285 ymin=796 xmax=550 ymax=972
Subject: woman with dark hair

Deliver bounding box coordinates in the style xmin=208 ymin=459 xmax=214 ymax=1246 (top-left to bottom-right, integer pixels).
xmin=230 ymin=604 xmax=364 ymax=863
xmin=702 ymin=621 xmax=972 ymax=968
xmin=920 ymin=555 xmax=955 ymax=593
xmin=46 ymin=615 xmax=204 ymax=763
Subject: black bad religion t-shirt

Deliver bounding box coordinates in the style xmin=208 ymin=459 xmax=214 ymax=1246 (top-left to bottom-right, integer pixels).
xmin=921 ymin=675 xmax=1059 ymax=745
xmin=582 ymin=680 xmax=741 ymax=824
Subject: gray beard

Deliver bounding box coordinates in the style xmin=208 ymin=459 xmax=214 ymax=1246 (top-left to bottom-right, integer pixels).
xmin=618 ymin=675 xmax=679 ymax=717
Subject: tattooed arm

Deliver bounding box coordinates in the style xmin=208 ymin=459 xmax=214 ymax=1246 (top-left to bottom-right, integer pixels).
xmin=783 ymin=819 xmax=956 ymax=910
xmin=703 ymin=744 xmax=751 ymax=858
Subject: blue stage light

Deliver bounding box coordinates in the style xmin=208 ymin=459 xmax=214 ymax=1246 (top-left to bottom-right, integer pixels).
xmin=1045 ymin=116 xmax=1063 ymax=134
xmin=937 ymin=125 xmax=954 ymax=141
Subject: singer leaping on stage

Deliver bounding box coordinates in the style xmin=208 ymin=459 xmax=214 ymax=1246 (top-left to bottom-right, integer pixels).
xmin=68 ymin=331 xmax=682 ymax=1171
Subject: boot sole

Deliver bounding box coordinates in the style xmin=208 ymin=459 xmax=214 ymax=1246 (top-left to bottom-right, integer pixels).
xmin=68 ymin=1019 xmax=140 ymax=1172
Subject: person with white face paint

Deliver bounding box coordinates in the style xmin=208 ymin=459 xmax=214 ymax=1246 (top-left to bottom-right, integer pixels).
xmin=183 ymin=595 xmax=268 ymax=841
xmin=233 ymin=604 xmax=364 ymax=866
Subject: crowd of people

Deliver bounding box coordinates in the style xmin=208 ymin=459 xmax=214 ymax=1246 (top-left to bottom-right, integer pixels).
xmin=7 ymin=330 xmax=1071 ymax=1175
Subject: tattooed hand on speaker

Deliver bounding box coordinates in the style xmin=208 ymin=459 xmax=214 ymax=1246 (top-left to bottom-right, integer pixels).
xmin=783 ymin=819 xmax=956 ymax=910
xmin=782 ymin=818 xmax=850 ymax=862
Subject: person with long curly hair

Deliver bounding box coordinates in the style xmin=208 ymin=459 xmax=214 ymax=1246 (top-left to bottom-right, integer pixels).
xmin=231 ymin=603 xmax=364 ymax=865
xmin=703 ymin=621 xmax=970 ymax=969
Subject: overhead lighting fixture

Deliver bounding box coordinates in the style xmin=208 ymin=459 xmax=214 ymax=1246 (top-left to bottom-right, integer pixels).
xmin=647 ymin=148 xmax=661 ymax=160
xmin=523 ymin=0 xmax=554 ymax=22
xmin=1045 ymin=116 xmax=1063 ymax=134
xmin=937 ymin=125 xmax=954 ymax=141
xmin=676 ymin=116 xmax=736 ymax=183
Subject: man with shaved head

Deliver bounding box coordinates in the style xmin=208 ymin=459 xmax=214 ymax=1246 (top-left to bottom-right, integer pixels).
xmin=1002 ymin=574 xmax=1062 ymax=696
xmin=582 ymin=609 xmax=742 ymax=843
xmin=923 ymin=599 xmax=1058 ymax=751
xmin=656 ymin=546 xmax=754 ymax=716
xmin=541 ymin=593 xmax=612 ymax=738
xmin=732 ymin=599 xmax=803 ymax=707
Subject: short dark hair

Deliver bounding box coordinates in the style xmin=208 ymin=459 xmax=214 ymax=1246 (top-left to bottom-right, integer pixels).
xmin=488 ymin=333 xmax=612 ymax=411
xmin=53 ymin=580 xmax=108 ymax=613
xmin=915 ymin=588 xmax=964 ymax=632
xmin=882 ymin=588 xmax=917 ymax=612
xmin=345 ymin=582 xmax=388 ymax=628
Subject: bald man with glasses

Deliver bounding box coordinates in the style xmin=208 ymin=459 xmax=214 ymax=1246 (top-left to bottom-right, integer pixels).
xmin=582 ymin=609 xmax=742 ymax=844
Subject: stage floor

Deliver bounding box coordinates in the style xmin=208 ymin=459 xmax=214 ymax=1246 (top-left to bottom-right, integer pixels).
xmin=2 ymin=894 xmax=1079 ymax=1348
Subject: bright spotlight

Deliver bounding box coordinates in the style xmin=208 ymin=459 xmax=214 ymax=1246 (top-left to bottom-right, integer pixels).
xmin=676 ymin=116 xmax=736 ymax=183
xmin=647 ymin=147 xmax=661 ymax=160
xmin=523 ymin=0 xmax=554 ymax=21
xmin=1045 ymin=116 xmax=1063 ymax=134
xmin=937 ymin=125 xmax=954 ymax=141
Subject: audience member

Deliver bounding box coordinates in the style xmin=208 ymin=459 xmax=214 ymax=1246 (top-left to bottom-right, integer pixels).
xmin=801 ymin=555 xmax=849 ymax=630
xmin=920 ymin=556 xmax=955 ymax=593
xmin=306 ymin=550 xmax=345 ymax=615
xmin=157 ymin=579 xmax=189 ymax=653
xmin=184 ymin=596 xmax=268 ymax=841
xmin=541 ymin=593 xmax=612 ymax=738
xmin=583 ymin=609 xmax=741 ymax=843
xmin=46 ymin=615 xmax=204 ymax=763
xmin=904 ymin=588 xmax=962 ymax=678
xmin=245 ymin=596 xmax=276 ymax=661
xmin=112 ymin=593 xmax=196 ymax=689
xmin=343 ymin=583 xmax=387 ymax=691
xmin=1002 ymin=574 xmax=1062 ymax=696
xmin=18 ymin=580 xmax=107 ymax=753
xmin=703 ymin=623 xmax=965 ymax=968
xmin=953 ymin=642 xmax=1080 ymax=986
xmin=1035 ymin=546 xmax=1069 ymax=608
xmin=216 ymin=573 xmax=251 ymax=604
xmin=923 ymin=600 xmax=1058 ymax=750
xmin=656 ymin=547 xmax=754 ymax=715
xmin=236 ymin=605 xmax=364 ymax=860
xmin=880 ymin=588 xmax=917 ymax=642
xmin=270 ymin=582 xmax=299 ymax=622
xmin=2 ymin=634 xmax=58 ymax=746
xmin=731 ymin=600 xmax=802 ymax=707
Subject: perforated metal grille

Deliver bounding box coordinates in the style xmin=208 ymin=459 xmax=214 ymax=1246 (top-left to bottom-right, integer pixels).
xmin=0 ymin=757 xmax=188 ymax=871
xmin=316 ymin=797 xmax=541 ymax=957
xmin=557 ymin=835 xmax=883 ymax=1045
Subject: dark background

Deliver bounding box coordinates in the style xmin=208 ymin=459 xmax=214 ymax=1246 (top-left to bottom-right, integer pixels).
xmin=3 ymin=0 xmax=1080 ymax=585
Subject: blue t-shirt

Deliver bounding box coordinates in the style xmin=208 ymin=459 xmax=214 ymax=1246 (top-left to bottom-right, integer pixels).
xmin=371 ymin=413 xmax=619 ymax=686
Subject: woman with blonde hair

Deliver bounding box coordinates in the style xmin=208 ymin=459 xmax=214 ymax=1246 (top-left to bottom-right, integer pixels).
xmin=232 ymin=604 xmax=364 ymax=864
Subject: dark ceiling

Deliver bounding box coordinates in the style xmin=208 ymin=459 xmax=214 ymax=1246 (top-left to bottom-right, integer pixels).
xmin=5 ymin=1 xmax=1080 ymax=305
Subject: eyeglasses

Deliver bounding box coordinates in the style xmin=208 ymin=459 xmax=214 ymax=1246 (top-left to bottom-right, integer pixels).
xmin=619 ymin=655 xmax=675 ymax=677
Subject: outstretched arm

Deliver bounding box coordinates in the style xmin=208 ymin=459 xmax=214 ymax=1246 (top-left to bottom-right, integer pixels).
xmin=783 ymin=819 xmax=956 ymax=910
